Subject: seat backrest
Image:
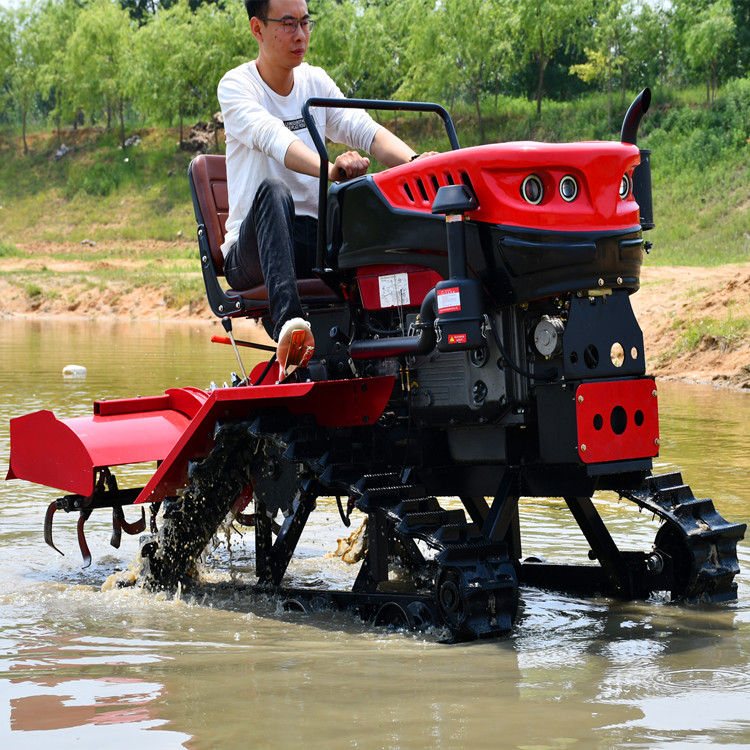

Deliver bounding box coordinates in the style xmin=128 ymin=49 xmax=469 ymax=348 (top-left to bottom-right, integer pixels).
xmin=189 ymin=154 xmax=229 ymax=275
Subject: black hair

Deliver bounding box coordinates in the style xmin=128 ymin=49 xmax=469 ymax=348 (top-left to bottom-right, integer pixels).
xmin=245 ymin=1 xmax=270 ymax=24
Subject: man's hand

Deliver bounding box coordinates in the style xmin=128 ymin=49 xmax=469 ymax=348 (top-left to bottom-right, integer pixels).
xmin=329 ymin=151 xmax=370 ymax=182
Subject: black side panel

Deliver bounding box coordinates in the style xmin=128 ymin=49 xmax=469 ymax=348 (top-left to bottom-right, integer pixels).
xmin=562 ymin=291 xmax=646 ymax=380
xmin=328 ymin=178 xmax=645 ymax=309
xmin=328 ymin=178 xmax=449 ymax=275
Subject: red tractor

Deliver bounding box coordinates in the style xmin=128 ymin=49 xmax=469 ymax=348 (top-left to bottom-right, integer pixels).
xmin=7 ymin=89 xmax=745 ymax=640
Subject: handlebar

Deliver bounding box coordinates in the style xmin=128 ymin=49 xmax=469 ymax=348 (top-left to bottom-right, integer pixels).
xmin=301 ymin=98 xmax=461 ymax=269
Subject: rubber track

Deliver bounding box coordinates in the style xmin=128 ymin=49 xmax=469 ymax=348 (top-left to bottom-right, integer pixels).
xmin=620 ymin=471 xmax=746 ymax=603
xmin=140 ymin=415 xmax=518 ymax=639
xmin=255 ymin=420 xmax=520 ymax=639
xmin=139 ymin=417 xmax=744 ymax=634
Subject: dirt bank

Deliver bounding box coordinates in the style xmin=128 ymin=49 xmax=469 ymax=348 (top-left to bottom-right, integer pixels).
xmin=2 ymin=243 xmax=749 ymax=390
xmin=631 ymin=264 xmax=750 ymax=390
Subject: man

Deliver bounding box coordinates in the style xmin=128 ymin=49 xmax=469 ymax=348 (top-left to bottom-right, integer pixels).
xmin=218 ymin=0 xmax=429 ymax=374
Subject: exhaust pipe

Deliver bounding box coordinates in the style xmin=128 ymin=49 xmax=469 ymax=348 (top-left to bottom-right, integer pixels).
xmin=620 ymin=87 xmax=651 ymax=145
xmin=621 ymin=88 xmax=654 ymax=231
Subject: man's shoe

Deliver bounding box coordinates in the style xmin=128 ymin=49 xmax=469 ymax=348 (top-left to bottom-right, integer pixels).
xmin=277 ymin=317 xmax=315 ymax=374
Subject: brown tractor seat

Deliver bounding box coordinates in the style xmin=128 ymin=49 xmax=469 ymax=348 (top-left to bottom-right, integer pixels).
xmin=188 ymin=153 xmax=339 ymax=318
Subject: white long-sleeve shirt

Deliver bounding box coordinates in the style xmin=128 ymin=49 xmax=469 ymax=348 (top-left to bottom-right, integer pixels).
xmin=218 ymin=61 xmax=383 ymax=257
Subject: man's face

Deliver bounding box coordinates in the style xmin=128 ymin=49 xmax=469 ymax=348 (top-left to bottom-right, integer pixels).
xmin=254 ymin=0 xmax=311 ymax=70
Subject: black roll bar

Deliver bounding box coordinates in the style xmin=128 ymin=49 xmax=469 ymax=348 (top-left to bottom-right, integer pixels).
xmin=301 ymin=98 xmax=461 ymax=269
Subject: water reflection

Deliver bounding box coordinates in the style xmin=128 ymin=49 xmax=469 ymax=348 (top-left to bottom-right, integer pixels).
xmin=1 ymin=319 xmax=749 ymax=749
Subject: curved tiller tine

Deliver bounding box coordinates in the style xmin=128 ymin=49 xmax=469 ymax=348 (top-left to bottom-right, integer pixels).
xmin=119 ymin=506 xmax=146 ymax=536
xmin=43 ymin=500 xmax=65 ymax=557
xmin=111 ymin=505 xmax=146 ymax=549
xmin=110 ymin=508 xmax=123 ymax=550
xmin=77 ymin=508 xmax=93 ymax=568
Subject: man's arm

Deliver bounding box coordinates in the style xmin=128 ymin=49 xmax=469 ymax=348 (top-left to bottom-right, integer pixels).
xmin=369 ymin=128 xmax=418 ymax=168
xmin=284 ymin=139 xmax=372 ymax=182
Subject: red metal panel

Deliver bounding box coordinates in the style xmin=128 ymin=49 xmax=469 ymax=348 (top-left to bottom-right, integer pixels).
xmin=356 ymin=264 xmax=444 ymax=310
xmin=6 ymin=378 xmax=393 ymax=502
xmin=135 ymin=376 xmax=395 ymax=505
xmin=575 ymin=379 xmax=659 ymax=464
xmin=372 ymin=141 xmax=642 ymax=233
xmin=7 ymin=405 xmax=195 ymax=496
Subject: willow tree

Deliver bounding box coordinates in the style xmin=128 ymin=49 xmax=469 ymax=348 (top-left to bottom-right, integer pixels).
xmin=682 ymin=0 xmax=736 ymax=104
xmin=515 ymin=0 xmax=594 ymax=116
xmin=64 ymin=0 xmax=134 ymax=147
xmin=1 ymin=5 xmax=40 ymax=154
xmin=569 ymin=0 xmax=631 ymax=130
xmin=395 ymin=0 xmax=512 ymax=140
xmin=133 ymin=0 xmax=205 ymax=144
xmin=34 ymin=0 xmax=81 ymax=145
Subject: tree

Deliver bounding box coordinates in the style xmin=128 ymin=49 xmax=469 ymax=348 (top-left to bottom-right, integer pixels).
xmin=34 ymin=0 xmax=81 ymax=145
xmin=4 ymin=4 xmax=43 ymax=154
xmin=65 ymin=0 xmax=135 ymax=147
xmin=732 ymin=0 xmax=750 ymax=74
xmin=133 ymin=0 xmax=206 ymax=144
xmin=626 ymin=0 xmax=673 ymax=89
xmin=570 ymin=0 xmax=631 ymax=129
xmin=515 ymin=0 xmax=594 ymax=116
xmin=0 ymin=10 xmax=14 ymax=126
xmin=682 ymin=0 xmax=736 ymax=104
xmin=134 ymin=0 xmax=253 ymax=142
xmin=394 ymin=0 xmax=513 ymax=137
xmin=308 ymin=0 xmax=404 ymax=100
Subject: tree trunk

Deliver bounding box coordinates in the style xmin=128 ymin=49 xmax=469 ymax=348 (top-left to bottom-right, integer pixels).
xmin=536 ymin=27 xmax=547 ymax=118
xmin=711 ymin=61 xmax=717 ymax=104
xmin=22 ymin=109 xmax=28 ymax=155
xmin=119 ymin=97 xmax=126 ymax=150
xmin=179 ymin=108 xmax=184 ymax=147
xmin=474 ymin=89 xmax=484 ymax=142
xmin=536 ymin=59 xmax=547 ymax=117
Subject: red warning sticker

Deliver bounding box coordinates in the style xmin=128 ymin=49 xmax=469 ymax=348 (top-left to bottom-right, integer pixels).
xmin=437 ymin=286 xmax=461 ymax=313
xmin=448 ymin=333 xmax=467 ymax=344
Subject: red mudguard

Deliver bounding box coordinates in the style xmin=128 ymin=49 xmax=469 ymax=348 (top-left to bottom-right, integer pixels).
xmin=6 ymin=388 xmax=209 ymax=497
xmin=6 ymin=377 xmax=395 ymax=503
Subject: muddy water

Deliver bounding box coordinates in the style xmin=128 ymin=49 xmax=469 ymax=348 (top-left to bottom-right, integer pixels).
xmin=1 ymin=318 xmax=749 ymax=749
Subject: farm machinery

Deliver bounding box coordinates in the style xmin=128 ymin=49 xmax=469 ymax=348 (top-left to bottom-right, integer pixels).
xmin=7 ymin=89 xmax=745 ymax=640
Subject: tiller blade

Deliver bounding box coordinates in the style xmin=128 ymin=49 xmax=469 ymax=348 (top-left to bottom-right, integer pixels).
xmin=43 ymin=468 xmax=146 ymax=567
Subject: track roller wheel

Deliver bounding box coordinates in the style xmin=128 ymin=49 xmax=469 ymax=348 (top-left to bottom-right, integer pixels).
xmin=434 ymin=557 xmax=518 ymax=641
xmin=436 ymin=567 xmax=464 ymax=630
xmin=373 ymin=600 xmax=437 ymax=632
xmin=282 ymin=598 xmax=310 ymax=613
xmin=374 ymin=602 xmax=413 ymax=630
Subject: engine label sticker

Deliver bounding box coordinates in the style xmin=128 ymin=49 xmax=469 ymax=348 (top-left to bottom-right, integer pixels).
xmin=437 ymin=286 xmax=461 ymax=313
xmin=448 ymin=333 xmax=467 ymax=344
xmin=378 ymin=273 xmax=410 ymax=308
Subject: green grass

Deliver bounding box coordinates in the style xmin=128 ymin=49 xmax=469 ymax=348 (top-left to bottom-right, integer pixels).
xmin=672 ymin=315 xmax=750 ymax=355
xmin=0 ymin=240 xmax=23 ymax=257
xmin=0 ymin=127 xmax=195 ymax=243
xmin=1 ymin=83 xmax=748 ymax=267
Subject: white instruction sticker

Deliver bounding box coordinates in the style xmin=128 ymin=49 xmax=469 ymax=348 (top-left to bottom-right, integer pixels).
xmin=437 ymin=286 xmax=461 ymax=313
xmin=378 ymin=273 xmax=410 ymax=308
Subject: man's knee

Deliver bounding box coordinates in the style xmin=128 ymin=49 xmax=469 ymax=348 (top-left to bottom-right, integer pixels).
xmin=254 ymin=178 xmax=294 ymax=217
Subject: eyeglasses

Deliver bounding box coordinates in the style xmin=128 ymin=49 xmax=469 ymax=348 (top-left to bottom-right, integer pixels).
xmin=258 ymin=17 xmax=316 ymax=33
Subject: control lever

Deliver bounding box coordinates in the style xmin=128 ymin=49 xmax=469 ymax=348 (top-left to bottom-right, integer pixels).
xmin=221 ymin=317 xmax=249 ymax=384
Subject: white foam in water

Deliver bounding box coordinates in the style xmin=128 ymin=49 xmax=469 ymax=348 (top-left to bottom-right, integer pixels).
xmin=62 ymin=364 xmax=87 ymax=378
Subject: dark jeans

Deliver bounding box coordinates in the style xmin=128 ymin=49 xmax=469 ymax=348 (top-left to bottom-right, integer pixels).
xmin=223 ymin=179 xmax=317 ymax=340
